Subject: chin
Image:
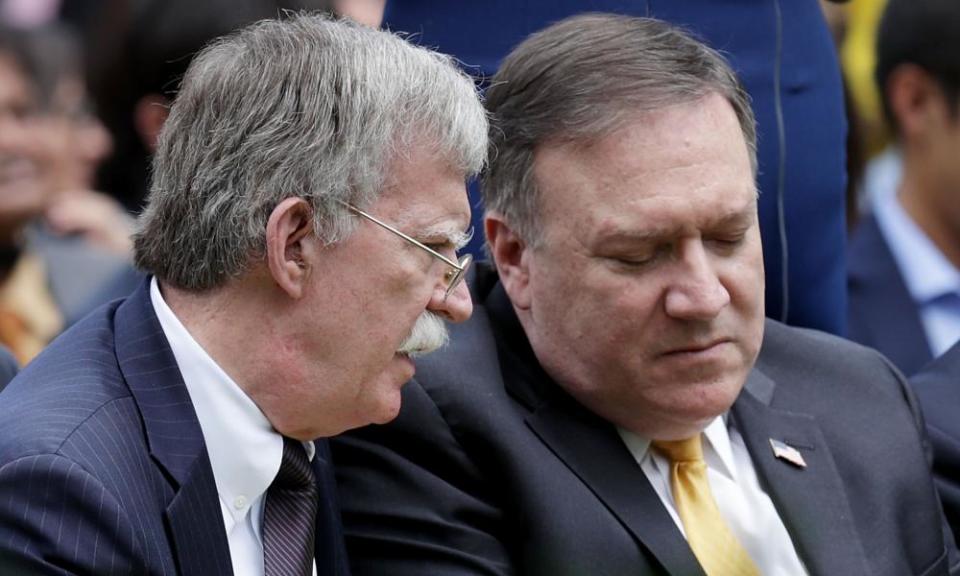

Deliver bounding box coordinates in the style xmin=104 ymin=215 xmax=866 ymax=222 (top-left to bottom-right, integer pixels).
xmin=684 ymin=377 xmax=743 ymax=416
xmin=362 ymin=389 xmax=405 ymax=426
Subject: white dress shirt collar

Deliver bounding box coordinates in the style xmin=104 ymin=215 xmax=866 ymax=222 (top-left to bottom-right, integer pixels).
xmin=151 ymin=277 xmax=287 ymax=531
xmin=617 ymin=415 xmax=808 ymax=575
xmin=618 ymin=416 xmax=738 ymax=483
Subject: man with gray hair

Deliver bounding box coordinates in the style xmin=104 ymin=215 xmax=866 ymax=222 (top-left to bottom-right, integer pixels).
xmin=0 ymin=12 xmax=485 ymax=576
xmin=332 ymin=13 xmax=958 ymax=576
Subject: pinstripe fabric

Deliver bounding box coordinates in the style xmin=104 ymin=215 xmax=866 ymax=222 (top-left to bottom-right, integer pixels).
xmin=264 ymin=438 xmax=318 ymax=576
xmin=0 ymin=280 xmax=351 ymax=575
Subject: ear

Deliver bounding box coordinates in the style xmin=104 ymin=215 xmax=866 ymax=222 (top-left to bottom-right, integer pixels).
xmin=134 ymin=94 xmax=170 ymax=153
xmin=265 ymin=197 xmax=314 ymax=299
xmin=887 ymin=64 xmax=944 ymax=141
xmin=485 ymin=212 xmax=532 ymax=310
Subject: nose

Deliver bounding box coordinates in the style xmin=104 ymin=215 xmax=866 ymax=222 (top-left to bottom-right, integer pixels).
xmin=663 ymin=241 xmax=730 ymax=321
xmin=427 ymin=278 xmax=473 ymax=323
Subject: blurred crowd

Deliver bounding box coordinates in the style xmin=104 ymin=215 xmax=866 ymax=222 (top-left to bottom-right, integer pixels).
xmin=0 ymin=0 xmax=373 ymax=365
xmin=0 ymin=0 xmax=957 ymax=376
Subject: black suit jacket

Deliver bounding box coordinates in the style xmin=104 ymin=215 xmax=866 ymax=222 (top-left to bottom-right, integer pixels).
xmin=333 ymin=268 xmax=957 ymax=576
xmin=0 ymin=280 xmax=350 ymax=575
xmin=848 ymin=214 xmax=932 ymax=375
xmin=0 ymin=346 xmax=17 ymax=392
xmin=913 ymin=341 xmax=960 ymax=547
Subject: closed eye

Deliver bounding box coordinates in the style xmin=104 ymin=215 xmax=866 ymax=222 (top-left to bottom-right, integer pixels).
xmin=707 ymin=232 xmax=747 ymax=249
xmin=606 ymin=245 xmax=666 ymax=269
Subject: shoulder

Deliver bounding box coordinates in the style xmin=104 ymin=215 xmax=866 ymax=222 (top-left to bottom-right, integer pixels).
xmin=913 ymin=342 xmax=960 ymax=390
xmin=759 ymin=319 xmax=899 ymax=378
xmin=911 ymin=342 xmax=960 ymax=434
xmin=756 ymin=319 xmax=911 ymax=407
xmin=0 ymin=300 xmax=132 ymax=465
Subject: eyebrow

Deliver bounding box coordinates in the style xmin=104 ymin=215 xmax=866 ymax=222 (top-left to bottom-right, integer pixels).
xmin=596 ymin=204 xmax=756 ymax=244
xmin=419 ymin=222 xmax=475 ymax=250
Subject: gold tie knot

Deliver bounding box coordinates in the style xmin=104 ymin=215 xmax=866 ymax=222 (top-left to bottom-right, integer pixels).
xmin=651 ymin=436 xmax=703 ymax=463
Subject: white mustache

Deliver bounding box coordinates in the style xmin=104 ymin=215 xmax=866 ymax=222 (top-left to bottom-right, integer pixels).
xmin=397 ymin=311 xmax=449 ymax=358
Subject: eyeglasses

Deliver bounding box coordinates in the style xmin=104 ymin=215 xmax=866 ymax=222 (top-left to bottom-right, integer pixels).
xmin=342 ymin=202 xmax=472 ymax=301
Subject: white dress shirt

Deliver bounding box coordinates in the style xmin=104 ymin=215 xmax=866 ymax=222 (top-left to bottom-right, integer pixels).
xmin=873 ymin=181 xmax=960 ymax=357
xmin=618 ymin=417 xmax=807 ymax=575
xmin=151 ymin=278 xmax=317 ymax=576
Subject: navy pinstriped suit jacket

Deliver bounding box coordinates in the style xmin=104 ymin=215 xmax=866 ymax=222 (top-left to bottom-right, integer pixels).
xmin=0 ymin=280 xmax=351 ymax=575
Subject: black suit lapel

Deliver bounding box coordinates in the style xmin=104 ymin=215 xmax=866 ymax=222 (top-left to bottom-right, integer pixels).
xmin=486 ymin=281 xmax=703 ymax=575
xmin=165 ymin=453 xmax=234 ymax=575
xmin=733 ymin=371 xmax=870 ymax=576
xmin=115 ymin=280 xmax=233 ymax=575
xmin=526 ymin=399 xmax=706 ymax=576
xmin=313 ymin=441 xmax=351 ymax=576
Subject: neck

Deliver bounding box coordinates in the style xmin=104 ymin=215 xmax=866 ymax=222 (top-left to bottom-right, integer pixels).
xmin=897 ymin=160 xmax=960 ymax=270
xmin=160 ymin=279 xmax=275 ymax=400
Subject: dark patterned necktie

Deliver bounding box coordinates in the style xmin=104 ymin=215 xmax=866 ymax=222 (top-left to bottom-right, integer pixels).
xmin=263 ymin=437 xmax=318 ymax=576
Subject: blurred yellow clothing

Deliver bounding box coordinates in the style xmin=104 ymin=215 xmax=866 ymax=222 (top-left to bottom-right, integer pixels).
xmin=842 ymin=0 xmax=890 ymax=155
xmin=0 ymin=253 xmax=62 ymax=364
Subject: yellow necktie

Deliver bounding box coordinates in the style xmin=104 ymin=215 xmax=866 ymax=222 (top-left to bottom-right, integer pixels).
xmin=652 ymin=435 xmax=760 ymax=576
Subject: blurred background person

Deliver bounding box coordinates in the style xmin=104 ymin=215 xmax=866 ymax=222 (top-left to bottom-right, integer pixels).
xmin=0 ymin=25 xmax=65 ymax=364
xmin=76 ymin=0 xmax=373 ymax=212
xmin=847 ymin=0 xmax=960 ymax=375
xmin=0 ymin=24 xmax=138 ymax=364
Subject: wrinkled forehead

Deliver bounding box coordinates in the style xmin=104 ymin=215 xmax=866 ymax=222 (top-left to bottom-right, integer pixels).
xmin=532 ymin=96 xmax=755 ymax=234
xmin=375 ymin=145 xmax=473 ymax=230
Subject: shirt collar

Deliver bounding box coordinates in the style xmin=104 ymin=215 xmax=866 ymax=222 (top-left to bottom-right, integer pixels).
xmin=874 ymin=185 xmax=960 ymax=304
xmin=150 ymin=277 xmax=314 ymax=532
xmin=618 ymin=415 xmax=737 ymax=481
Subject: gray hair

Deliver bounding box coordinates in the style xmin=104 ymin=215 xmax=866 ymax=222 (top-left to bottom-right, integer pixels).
xmin=134 ymin=13 xmax=487 ymax=291
xmin=483 ymin=13 xmax=756 ymax=245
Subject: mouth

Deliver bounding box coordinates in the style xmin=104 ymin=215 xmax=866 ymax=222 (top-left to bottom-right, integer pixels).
xmin=661 ymin=339 xmax=732 ymax=357
xmin=392 ymin=352 xmax=416 ymax=379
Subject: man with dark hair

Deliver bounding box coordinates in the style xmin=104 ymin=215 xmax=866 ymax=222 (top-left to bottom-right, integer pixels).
xmin=332 ymin=13 xmax=958 ymax=576
xmin=848 ymin=0 xmax=960 ymax=375
xmin=0 ymin=13 xmax=485 ymax=575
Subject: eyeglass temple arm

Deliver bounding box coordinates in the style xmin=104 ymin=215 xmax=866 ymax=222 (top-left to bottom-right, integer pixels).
xmin=339 ymin=201 xmax=466 ymax=271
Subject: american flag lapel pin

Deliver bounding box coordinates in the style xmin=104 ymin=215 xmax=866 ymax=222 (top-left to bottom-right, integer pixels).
xmin=769 ymin=438 xmax=807 ymax=469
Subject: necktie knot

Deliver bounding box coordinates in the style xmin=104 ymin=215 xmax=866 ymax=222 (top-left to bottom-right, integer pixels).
xmin=652 ymin=435 xmax=703 ymax=463
xmin=274 ymin=437 xmax=315 ymax=491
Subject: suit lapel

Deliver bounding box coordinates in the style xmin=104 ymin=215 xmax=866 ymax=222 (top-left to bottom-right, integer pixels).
xmin=313 ymin=441 xmax=350 ymax=576
xmin=733 ymin=370 xmax=870 ymax=576
xmin=526 ymin=397 xmax=705 ymax=576
xmin=848 ymin=215 xmax=931 ymax=373
xmin=165 ymin=454 xmax=235 ymax=575
xmin=115 ymin=280 xmax=233 ymax=575
xmin=485 ymin=282 xmax=702 ymax=574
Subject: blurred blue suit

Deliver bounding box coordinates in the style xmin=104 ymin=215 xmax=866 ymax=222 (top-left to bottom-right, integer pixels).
xmin=385 ymin=0 xmax=847 ymax=334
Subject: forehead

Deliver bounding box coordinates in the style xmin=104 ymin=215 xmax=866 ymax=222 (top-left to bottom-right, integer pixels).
xmin=533 ymin=93 xmax=755 ymax=236
xmin=371 ymin=143 xmax=471 ymax=231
